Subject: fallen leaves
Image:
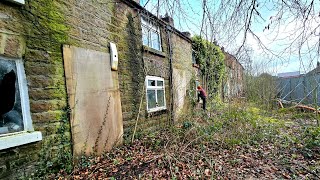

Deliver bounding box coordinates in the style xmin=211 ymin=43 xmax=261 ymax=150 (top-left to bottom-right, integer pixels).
xmin=49 ymin=107 xmax=320 ymax=179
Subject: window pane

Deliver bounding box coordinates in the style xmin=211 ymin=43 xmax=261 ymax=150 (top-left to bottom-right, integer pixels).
xmin=157 ymin=90 xmax=165 ymax=107
xmin=142 ymin=26 xmax=149 ymax=46
xmin=192 ymin=51 xmax=196 ymax=64
xmin=150 ymin=31 xmax=161 ymax=50
xmin=157 ymin=80 xmax=163 ymax=87
xmin=147 ymin=90 xmax=157 ymax=109
xmin=0 ymin=59 xmax=24 ymax=134
xmin=148 ymin=80 xmax=156 ymax=86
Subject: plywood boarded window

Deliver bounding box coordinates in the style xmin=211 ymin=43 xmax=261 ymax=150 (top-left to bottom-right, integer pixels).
xmin=63 ymin=45 xmax=123 ymax=155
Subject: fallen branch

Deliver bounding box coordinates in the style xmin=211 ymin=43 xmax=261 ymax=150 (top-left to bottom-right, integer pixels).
xmin=295 ymin=104 xmax=320 ymax=113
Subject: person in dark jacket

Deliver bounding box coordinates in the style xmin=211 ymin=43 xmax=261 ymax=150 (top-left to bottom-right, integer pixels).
xmin=197 ymin=85 xmax=207 ymax=110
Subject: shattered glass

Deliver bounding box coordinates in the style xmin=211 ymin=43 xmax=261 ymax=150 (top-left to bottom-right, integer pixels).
xmin=0 ymin=59 xmax=23 ymax=135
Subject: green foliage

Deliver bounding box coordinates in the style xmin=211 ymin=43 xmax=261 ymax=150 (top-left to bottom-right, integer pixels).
xmin=182 ymin=121 xmax=193 ymax=129
xmin=278 ymin=107 xmax=296 ymax=114
xmin=192 ymin=35 xmax=226 ymax=102
xmin=210 ymin=105 xmax=284 ymax=147
xmin=27 ymin=0 xmax=69 ymax=44
xmin=31 ymin=107 xmax=73 ymax=178
xmin=160 ymin=103 xmax=284 ymax=149
xmin=303 ymin=126 xmax=320 ymax=149
xmin=292 ymin=112 xmax=318 ymax=120
xmin=188 ymin=75 xmax=198 ymax=108
xmin=245 ymin=73 xmax=277 ymax=109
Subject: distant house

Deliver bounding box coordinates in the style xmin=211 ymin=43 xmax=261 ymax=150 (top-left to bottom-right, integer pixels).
xmin=222 ymin=50 xmax=245 ymax=99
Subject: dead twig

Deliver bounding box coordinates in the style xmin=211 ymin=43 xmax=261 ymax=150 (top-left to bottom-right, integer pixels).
xmin=131 ymin=83 xmax=145 ymax=143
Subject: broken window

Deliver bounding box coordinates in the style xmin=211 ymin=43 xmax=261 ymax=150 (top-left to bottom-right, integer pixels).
xmin=145 ymin=76 xmax=166 ymax=112
xmin=0 ymin=58 xmax=24 ymax=135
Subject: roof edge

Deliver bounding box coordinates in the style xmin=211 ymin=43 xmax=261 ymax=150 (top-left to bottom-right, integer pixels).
xmin=120 ymin=0 xmax=192 ymax=43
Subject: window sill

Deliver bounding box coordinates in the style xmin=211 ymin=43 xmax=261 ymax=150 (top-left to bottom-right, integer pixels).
xmin=147 ymin=107 xmax=167 ymax=113
xmin=143 ymin=46 xmax=166 ymax=57
xmin=6 ymin=0 xmax=25 ymax=5
xmin=0 ymin=131 xmax=42 ymax=150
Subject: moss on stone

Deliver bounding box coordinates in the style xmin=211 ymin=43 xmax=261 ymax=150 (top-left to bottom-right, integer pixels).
xmin=26 ymin=0 xmax=69 ymax=44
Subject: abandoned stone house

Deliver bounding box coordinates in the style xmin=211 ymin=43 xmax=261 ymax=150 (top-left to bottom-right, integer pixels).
xmin=222 ymin=51 xmax=244 ymax=99
xmin=0 ymin=0 xmax=244 ymax=178
xmin=0 ymin=0 xmax=199 ymax=178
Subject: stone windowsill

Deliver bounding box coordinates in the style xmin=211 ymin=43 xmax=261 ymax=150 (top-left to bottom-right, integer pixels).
xmin=6 ymin=0 xmax=25 ymax=5
xmin=0 ymin=131 xmax=42 ymax=150
xmin=147 ymin=107 xmax=167 ymax=117
xmin=143 ymin=46 xmax=166 ymax=57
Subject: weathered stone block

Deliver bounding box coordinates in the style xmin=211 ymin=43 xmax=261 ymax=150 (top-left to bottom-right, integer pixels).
xmin=31 ymin=110 xmax=65 ymax=123
xmin=24 ymin=61 xmax=64 ymax=76
xmin=28 ymin=88 xmax=66 ymax=100
xmin=4 ymin=35 xmax=24 ymax=58
xmin=27 ymin=75 xmax=65 ymax=88
xmin=29 ymin=100 xmax=67 ymax=113
xmin=24 ymin=49 xmax=50 ymax=62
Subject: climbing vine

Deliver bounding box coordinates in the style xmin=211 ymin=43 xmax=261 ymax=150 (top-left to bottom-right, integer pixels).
xmin=192 ymin=35 xmax=226 ymax=103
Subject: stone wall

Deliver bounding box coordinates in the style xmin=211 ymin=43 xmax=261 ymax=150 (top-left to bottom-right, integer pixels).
xmin=0 ymin=0 xmax=194 ymax=178
xmin=0 ymin=0 xmax=71 ymax=178
xmin=0 ymin=0 xmax=120 ymax=177
xmin=223 ymin=52 xmax=244 ymax=98
xmin=171 ymin=33 xmax=193 ymax=120
xmin=118 ymin=9 xmax=172 ymax=138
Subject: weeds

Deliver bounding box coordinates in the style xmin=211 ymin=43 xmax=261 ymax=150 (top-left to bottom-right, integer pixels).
xmin=51 ymin=102 xmax=320 ymax=179
xmin=303 ymin=126 xmax=320 ymax=149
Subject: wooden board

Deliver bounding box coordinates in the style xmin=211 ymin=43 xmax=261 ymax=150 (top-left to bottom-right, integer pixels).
xmin=63 ymin=45 xmax=123 ymax=156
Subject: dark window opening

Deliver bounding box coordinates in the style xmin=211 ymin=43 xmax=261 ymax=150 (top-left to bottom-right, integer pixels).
xmin=0 ymin=59 xmax=23 ymax=134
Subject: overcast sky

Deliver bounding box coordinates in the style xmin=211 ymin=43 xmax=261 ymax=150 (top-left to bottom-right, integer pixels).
xmin=140 ymin=0 xmax=320 ymax=75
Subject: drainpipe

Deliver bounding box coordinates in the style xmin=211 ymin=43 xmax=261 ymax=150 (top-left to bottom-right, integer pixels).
xmin=166 ymin=25 xmax=174 ymax=123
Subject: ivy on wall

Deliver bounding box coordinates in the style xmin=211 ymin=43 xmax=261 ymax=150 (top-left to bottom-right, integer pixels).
xmin=192 ymin=35 xmax=226 ymax=103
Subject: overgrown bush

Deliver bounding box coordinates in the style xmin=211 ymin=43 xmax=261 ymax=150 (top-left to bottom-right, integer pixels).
xmin=245 ymin=73 xmax=277 ymax=109
xmin=303 ymin=126 xmax=320 ymax=149
xmin=192 ymin=35 xmax=226 ymax=104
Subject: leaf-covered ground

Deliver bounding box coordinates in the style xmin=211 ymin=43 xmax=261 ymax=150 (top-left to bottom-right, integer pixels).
xmin=50 ymin=104 xmax=320 ymax=179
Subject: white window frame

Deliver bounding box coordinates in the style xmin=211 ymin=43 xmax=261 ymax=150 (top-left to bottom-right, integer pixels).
xmin=141 ymin=17 xmax=162 ymax=51
xmin=192 ymin=50 xmax=196 ymax=64
xmin=6 ymin=0 xmax=25 ymax=5
xmin=0 ymin=57 xmax=42 ymax=150
xmin=145 ymin=76 xmax=166 ymax=113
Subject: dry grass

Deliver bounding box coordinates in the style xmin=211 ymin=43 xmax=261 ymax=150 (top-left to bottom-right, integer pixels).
xmin=49 ymin=102 xmax=320 ymax=179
